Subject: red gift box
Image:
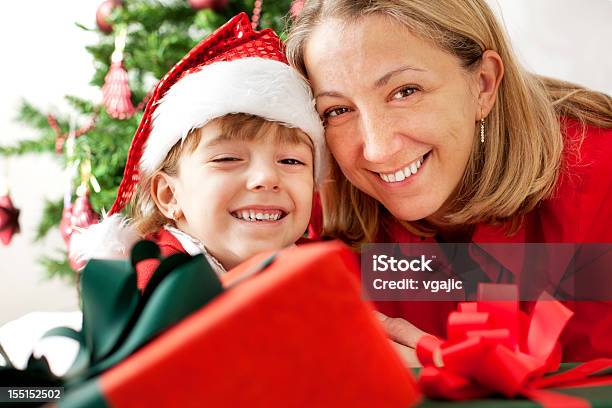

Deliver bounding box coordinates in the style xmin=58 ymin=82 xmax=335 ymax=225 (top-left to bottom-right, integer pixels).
xmin=86 ymin=241 xmax=419 ymax=407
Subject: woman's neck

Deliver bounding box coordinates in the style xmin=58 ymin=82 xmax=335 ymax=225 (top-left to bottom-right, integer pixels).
xmin=423 ymin=215 xmax=474 ymax=243
xmin=434 ymin=225 xmax=475 ymax=243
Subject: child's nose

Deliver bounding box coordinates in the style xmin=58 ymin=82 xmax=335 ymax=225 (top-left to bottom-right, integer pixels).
xmin=246 ymin=165 xmax=281 ymax=192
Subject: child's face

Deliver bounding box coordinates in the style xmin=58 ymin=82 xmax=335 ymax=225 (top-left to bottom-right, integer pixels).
xmin=170 ymin=121 xmax=314 ymax=269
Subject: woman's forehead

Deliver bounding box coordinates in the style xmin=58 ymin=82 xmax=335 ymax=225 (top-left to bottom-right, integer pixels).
xmin=304 ymin=14 xmax=451 ymax=84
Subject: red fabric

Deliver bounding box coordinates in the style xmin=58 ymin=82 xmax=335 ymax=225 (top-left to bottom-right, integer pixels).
xmin=309 ymin=120 xmax=612 ymax=362
xmin=100 ymin=241 xmax=420 ymax=408
xmin=136 ymin=229 xmax=187 ymax=290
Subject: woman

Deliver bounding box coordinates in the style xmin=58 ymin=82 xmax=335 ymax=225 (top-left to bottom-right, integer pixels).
xmin=286 ymin=0 xmax=612 ymax=362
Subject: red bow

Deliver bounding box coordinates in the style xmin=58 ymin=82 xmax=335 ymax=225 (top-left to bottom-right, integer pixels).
xmin=416 ymin=284 xmax=612 ymax=407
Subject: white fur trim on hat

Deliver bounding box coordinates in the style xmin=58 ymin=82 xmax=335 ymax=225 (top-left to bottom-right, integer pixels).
xmin=69 ymin=214 xmax=140 ymax=263
xmin=141 ymin=57 xmax=328 ymax=183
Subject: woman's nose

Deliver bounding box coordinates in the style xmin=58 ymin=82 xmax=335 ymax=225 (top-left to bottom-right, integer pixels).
xmin=246 ymin=163 xmax=281 ymax=192
xmin=360 ymin=110 xmax=403 ymax=163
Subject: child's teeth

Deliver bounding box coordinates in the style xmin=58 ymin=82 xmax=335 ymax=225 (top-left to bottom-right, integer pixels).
xmin=234 ymin=209 xmax=283 ymax=221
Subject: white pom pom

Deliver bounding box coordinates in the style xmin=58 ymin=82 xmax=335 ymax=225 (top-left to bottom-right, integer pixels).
xmin=69 ymin=213 xmax=141 ymax=263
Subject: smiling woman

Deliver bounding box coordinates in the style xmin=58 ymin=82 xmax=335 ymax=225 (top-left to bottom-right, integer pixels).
xmin=303 ymin=14 xmax=491 ymax=227
xmin=286 ymin=0 xmax=612 ymax=362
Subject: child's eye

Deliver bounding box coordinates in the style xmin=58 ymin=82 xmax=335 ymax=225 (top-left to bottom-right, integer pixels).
xmin=212 ymin=156 xmax=241 ymax=163
xmin=390 ymin=86 xmax=418 ymax=101
xmin=323 ymin=107 xmax=351 ymax=119
xmin=280 ymin=158 xmax=305 ymax=165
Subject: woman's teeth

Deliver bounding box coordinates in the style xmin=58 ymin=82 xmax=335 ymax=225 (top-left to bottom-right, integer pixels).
xmin=378 ymin=156 xmax=424 ymax=183
xmin=232 ymin=209 xmax=283 ymax=222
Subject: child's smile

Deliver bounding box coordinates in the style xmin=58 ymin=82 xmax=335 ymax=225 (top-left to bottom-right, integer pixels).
xmin=230 ymin=206 xmax=287 ymax=223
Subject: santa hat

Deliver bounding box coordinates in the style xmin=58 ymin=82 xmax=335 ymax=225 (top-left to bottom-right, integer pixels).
xmin=70 ymin=13 xmax=326 ymax=262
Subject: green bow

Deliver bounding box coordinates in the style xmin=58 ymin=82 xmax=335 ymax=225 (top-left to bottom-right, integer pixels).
xmin=1 ymin=240 xmax=223 ymax=393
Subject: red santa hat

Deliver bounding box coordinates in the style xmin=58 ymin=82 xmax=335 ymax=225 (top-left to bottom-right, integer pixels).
xmin=110 ymin=12 xmax=326 ymax=216
xmin=71 ymin=13 xmax=326 ymax=262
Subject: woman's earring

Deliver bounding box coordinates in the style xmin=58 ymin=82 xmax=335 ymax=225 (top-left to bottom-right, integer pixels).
xmin=169 ymin=208 xmax=176 ymax=220
xmin=480 ymin=118 xmax=486 ymax=144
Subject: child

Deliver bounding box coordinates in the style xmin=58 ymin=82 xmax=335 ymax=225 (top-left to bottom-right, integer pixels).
xmin=72 ymin=13 xmax=327 ymax=290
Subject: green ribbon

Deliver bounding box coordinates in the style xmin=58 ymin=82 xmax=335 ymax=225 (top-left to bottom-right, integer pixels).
xmin=0 ymin=240 xmax=224 ymax=404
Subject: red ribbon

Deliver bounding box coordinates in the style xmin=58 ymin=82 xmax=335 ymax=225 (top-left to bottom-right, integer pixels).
xmin=416 ymin=284 xmax=612 ymax=407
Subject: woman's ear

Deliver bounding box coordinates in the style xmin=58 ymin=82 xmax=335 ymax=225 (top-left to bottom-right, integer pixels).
xmin=477 ymin=50 xmax=504 ymax=118
xmin=151 ymin=172 xmax=182 ymax=220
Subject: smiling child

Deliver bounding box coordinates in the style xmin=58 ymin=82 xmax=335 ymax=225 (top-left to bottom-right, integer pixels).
xmin=72 ymin=13 xmax=327 ymax=289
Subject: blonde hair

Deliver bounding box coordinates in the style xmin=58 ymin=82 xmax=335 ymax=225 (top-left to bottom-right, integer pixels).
xmin=129 ymin=113 xmax=314 ymax=235
xmin=286 ymin=0 xmax=612 ymax=245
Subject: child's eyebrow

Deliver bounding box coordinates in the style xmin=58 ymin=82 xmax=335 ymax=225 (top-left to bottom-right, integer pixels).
xmin=201 ymin=134 xmax=231 ymax=148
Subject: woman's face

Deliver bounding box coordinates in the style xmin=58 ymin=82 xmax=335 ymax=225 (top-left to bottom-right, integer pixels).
xmin=304 ymin=14 xmax=481 ymax=221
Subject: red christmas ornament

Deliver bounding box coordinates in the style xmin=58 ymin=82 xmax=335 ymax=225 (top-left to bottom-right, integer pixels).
xmin=59 ymin=202 xmax=74 ymax=246
xmin=103 ymin=27 xmax=135 ymax=119
xmin=96 ymin=0 xmax=121 ymax=34
xmin=290 ymin=0 xmax=304 ymax=19
xmin=0 ymin=194 xmax=20 ymax=246
xmin=103 ymin=61 xmax=135 ymax=119
xmin=188 ymin=0 xmax=227 ymax=11
xmin=71 ymin=195 xmax=98 ymax=233
xmin=64 ymin=194 xmax=99 ymax=270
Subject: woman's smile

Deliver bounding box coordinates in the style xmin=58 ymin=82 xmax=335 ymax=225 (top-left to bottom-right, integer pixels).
xmin=373 ymin=150 xmax=432 ymax=186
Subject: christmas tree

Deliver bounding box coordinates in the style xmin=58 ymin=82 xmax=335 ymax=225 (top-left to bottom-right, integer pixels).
xmin=0 ymin=0 xmax=295 ymax=280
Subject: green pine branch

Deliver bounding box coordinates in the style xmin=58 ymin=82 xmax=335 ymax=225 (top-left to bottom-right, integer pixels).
xmin=35 ymin=199 xmax=65 ymax=242
xmin=39 ymin=253 xmax=77 ymax=282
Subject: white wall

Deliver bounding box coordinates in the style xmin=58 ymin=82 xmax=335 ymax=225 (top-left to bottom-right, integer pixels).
xmin=0 ymin=1 xmax=100 ymax=324
xmin=488 ymin=0 xmax=612 ymax=95
xmin=0 ymin=0 xmax=611 ymax=325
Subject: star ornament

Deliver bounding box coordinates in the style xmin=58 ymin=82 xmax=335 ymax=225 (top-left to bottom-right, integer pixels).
xmin=0 ymin=194 xmax=20 ymax=246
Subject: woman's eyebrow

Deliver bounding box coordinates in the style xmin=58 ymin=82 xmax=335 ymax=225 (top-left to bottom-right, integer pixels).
xmin=315 ymin=65 xmax=427 ymax=98
xmin=374 ymin=65 xmax=426 ymax=88
xmin=315 ymin=90 xmax=344 ymax=99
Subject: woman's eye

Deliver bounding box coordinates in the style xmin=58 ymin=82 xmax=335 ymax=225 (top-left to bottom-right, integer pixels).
xmin=323 ymin=107 xmax=351 ymax=118
xmin=391 ymin=86 xmax=417 ymax=100
xmin=280 ymin=158 xmax=305 ymax=166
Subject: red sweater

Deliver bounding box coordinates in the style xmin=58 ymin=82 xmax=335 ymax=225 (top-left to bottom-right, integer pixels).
xmin=136 ymin=229 xmax=187 ymax=291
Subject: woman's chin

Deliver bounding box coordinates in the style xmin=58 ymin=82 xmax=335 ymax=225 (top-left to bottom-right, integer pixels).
xmin=385 ymin=201 xmax=440 ymax=223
